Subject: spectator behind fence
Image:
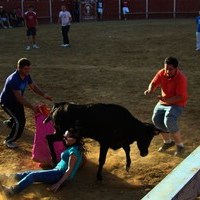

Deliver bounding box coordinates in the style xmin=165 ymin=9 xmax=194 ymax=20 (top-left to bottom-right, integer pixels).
xmin=9 ymin=9 xmax=19 ymax=27
xmin=97 ymin=0 xmax=103 ymax=21
xmin=16 ymin=7 xmax=24 ymax=26
xmin=0 ymin=17 xmax=5 ymax=28
xmin=0 ymin=6 xmax=12 ymax=28
xmin=195 ymin=11 xmax=200 ymax=51
xmin=9 ymin=8 xmax=24 ymax=27
xmin=122 ymin=0 xmax=130 ymax=21
xmin=72 ymin=0 xmax=80 ymax=22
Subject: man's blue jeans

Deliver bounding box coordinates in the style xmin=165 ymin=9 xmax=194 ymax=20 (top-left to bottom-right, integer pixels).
xmin=152 ymin=102 xmax=183 ymax=133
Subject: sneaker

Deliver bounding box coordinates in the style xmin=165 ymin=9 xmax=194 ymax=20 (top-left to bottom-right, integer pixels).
xmin=174 ymin=145 xmax=185 ymax=156
xmin=3 ymin=141 xmax=18 ymax=148
xmin=26 ymin=46 xmax=31 ymax=50
xmin=61 ymin=44 xmax=70 ymax=47
xmin=33 ymin=44 xmax=39 ymax=49
xmin=158 ymin=141 xmax=175 ymax=152
xmin=3 ymin=119 xmax=14 ymax=129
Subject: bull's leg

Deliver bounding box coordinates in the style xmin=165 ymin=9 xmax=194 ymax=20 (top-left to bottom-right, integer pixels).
xmin=97 ymin=144 xmax=109 ymax=181
xmin=123 ymin=145 xmax=131 ymax=172
xmin=46 ymin=134 xmax=64 ymax=165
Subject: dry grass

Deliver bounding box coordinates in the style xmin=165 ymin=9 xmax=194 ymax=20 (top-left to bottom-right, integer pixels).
xmin=0 ymin=19 xmax=199 ymax=200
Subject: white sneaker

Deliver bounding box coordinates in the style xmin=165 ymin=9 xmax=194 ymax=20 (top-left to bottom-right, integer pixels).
xmin=3 ymin=141 xmax=18 ymax=148
xmin=26 ymin=46 xmax=31 ymax=50
xmin=61 ymin=44 xmax=70 ymax=47
xmin=33 ymin=44 xmax=39 ymax=49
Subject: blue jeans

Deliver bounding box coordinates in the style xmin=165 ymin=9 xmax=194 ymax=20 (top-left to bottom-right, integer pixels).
xmin=152 ymin=103 xmax=183 ymax=133
xmin=13 ymin=168 xmax=64 ymax=194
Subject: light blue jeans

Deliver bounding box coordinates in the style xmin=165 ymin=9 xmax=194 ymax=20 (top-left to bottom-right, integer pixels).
xmin=152 ymin=102 xmax=183 ymax=133
xmin=196 ymin=32 xmax=200 ymax=50
xmin=13 ymin=168 xmax=65 ymax=194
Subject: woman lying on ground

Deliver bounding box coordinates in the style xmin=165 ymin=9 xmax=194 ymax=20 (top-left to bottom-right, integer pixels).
xmin=1 ymin=128 xmax=86 ymax=197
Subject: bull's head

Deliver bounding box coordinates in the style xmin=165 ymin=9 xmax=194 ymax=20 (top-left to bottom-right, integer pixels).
xmin=43 ymin=102 xmax=73 ymax=135
xmin=43 ymin=102 xmax=70 ymax=124
xmin=137 ymin=123 xmax=161 ymax=157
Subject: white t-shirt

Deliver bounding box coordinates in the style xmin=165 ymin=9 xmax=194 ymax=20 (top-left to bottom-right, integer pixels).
xmin=59 ymin=10 xmax=71 ymax=26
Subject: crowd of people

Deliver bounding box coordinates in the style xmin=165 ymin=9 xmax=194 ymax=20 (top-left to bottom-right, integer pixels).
xmin=0 ymin=4 xmax=73 ymax=50
xmin=0 ymin=0 xmax=131 ymax=30
xmin=0 ymin=1 xmax=131 ymax=50
xmin=0 ymin=6 xmax=24 ymax=29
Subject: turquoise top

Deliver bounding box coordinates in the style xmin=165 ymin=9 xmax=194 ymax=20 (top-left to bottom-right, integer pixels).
xmin=55 ymin=145 xmax=82 ymax=180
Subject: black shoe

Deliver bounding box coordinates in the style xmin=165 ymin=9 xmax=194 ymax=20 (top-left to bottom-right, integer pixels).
xmin=158 ymin=141 xmax=175 ymax=152
xmin=3 ymin=140 xmax=18 ymax=148
xmin=174 ymin=145 xmax=185 ymax=156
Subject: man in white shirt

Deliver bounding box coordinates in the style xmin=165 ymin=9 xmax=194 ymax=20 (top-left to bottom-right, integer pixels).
xmin=58 ymin=5 xmax=72 ymax=47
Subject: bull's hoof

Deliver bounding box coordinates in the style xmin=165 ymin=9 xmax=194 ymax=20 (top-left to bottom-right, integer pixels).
xmin=140 ymin=152 xmax=148 ymax=157
xmin=126 ymin=166 xmax=130 ymax=172
xmin=95 ymin=180 xmax=104 ymax=186
xmin=96 ymin=174 xmax=103 ymax=181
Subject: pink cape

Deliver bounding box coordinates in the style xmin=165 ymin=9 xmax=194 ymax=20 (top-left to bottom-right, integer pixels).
xmin=32 ymin=113 xmax=66 ymax=165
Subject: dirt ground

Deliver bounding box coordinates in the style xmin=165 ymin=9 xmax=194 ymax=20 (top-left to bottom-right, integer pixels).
xmin=0 ymin=19 xmax=199 ymax=199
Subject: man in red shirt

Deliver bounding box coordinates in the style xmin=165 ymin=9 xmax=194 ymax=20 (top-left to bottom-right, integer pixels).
xmin=24 ymin=5 xmax=39 ymax=50
xmin=144 ymin=57 xmax=188 ymax=156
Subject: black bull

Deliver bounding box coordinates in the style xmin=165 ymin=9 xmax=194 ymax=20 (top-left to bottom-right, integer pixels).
xmin=44 ymin=102 xmax=160 ymax=181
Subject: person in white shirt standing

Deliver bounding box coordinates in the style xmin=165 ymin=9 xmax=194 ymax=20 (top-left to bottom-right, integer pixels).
xmin=58 ymin=5 xmax=72 ymax=47
xmin=97 ymin=0 xmax=103 ymax=21
xmin=195 ymin=11 xmax=200 ymax=51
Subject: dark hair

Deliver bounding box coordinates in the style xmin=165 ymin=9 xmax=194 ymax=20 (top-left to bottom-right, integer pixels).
xmin=17 ymin=58 xmax=31 ymax=68
xmin=68 ymin=128 xmax=86 ymax=152
xmin=164 ymin=57 xmax=178 ymax=68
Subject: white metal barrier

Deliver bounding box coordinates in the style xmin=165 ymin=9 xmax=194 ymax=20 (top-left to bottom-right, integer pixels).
xmin=142 ymin=146 xmax=200 ymax=200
